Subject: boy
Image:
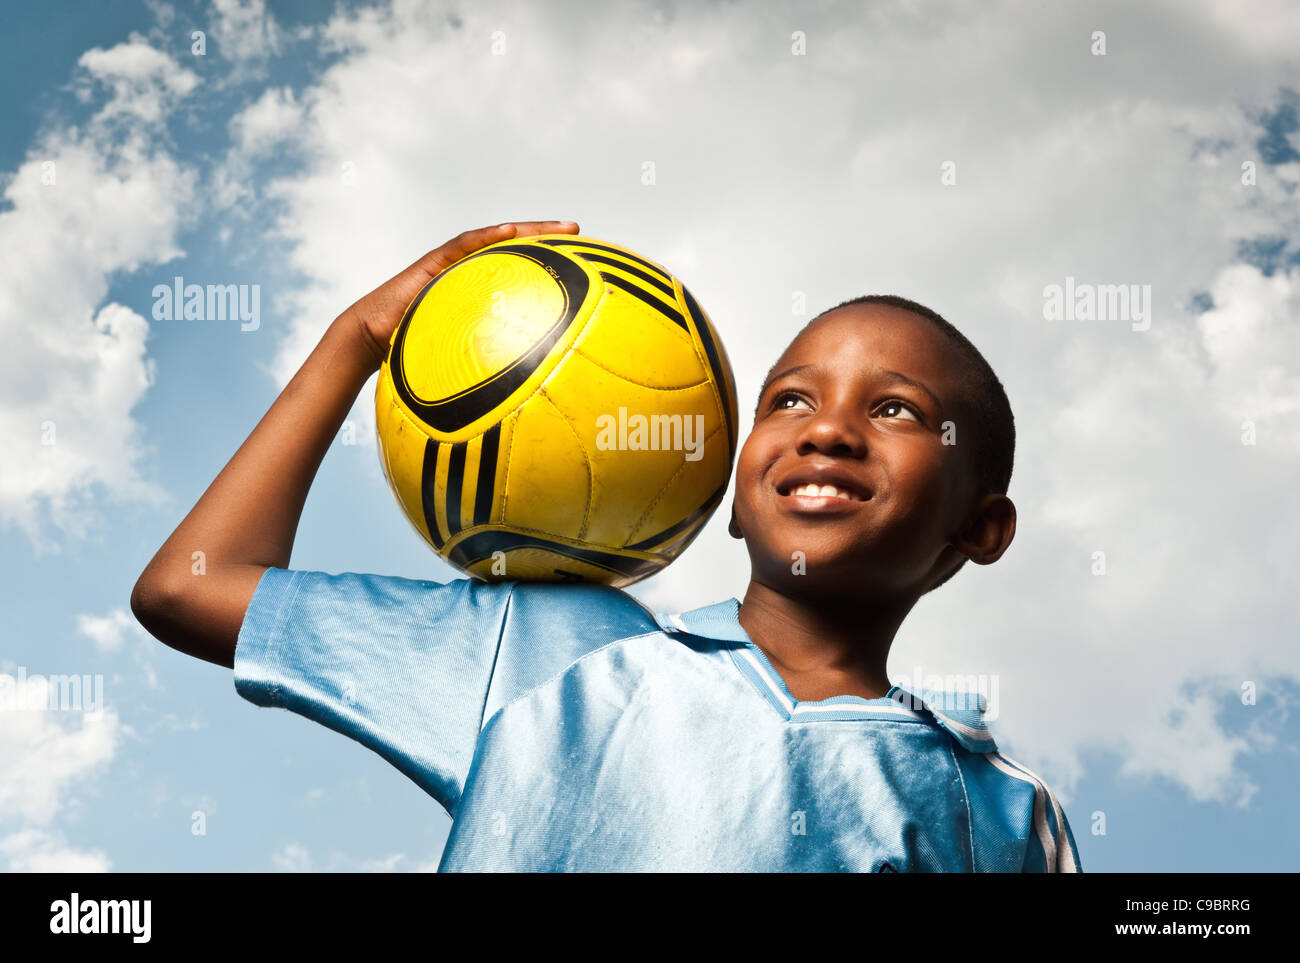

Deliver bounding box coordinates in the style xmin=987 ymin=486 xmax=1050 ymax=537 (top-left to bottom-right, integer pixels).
xmin=131 ymin=221 xmax=1081 ymax=872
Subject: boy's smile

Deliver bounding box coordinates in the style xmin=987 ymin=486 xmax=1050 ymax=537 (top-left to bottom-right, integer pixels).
xmin=731 ymin=303 xmax=982 ymax=601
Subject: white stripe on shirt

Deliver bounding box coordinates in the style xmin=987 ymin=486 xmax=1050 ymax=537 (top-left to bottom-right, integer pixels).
xmin=992 ymin=751 xmax=1078 ymax=873
xmin=739 ymin=648 xmax=795 ymax=712
xmin=986 ymin=752 xmax=1059 ymax=871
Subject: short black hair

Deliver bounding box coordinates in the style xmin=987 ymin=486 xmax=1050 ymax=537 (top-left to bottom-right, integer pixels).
xmin=758 ymin=294 xmax=1016 ymax=592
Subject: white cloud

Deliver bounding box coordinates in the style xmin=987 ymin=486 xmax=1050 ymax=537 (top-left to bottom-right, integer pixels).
xmin=268 ymin=842 xmax=432 ymax=872
xmin=357 ymin=852 xmax=406 ymax=872
xmin=271 ymin=841 xmax=312 ymax=871
xmin=76 ymin=609 xmax=134 ymax=653
xmin=0 ymin=39 xmax=198 ymax=551
xmin=213 ymin=85 xmax=305 ymax=211
xmin=144 ymin=0 xmax=176 ymax=31
xmin=0 ymin=674 xmax=125 ymax=827
xmin=1193 ymin=0 xmax=1300 ymax=58
xmin=1198 ymin=264 xmax=1300 ymax=444
xmin=75 ymin=607 xmax=163 ymax=690
xmin=210 ymin=0 xmax=281 ymax=66
xmin=230 ymin=85 xmax=302 ymax=157
xmin=0 ymin=828 xmax=111 ymax=872
xmin=76 ymin=33 xmax=199 ymax=123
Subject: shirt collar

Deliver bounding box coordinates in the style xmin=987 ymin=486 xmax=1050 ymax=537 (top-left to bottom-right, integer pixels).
xmin=653 ymin=597 xmax=750 ymax=643
xmin=652 ymin=598 xmax=997 ymax=753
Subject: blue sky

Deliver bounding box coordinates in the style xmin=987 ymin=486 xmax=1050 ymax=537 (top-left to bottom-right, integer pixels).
xmin=1 ymin=0 xmax=1298 ymax=872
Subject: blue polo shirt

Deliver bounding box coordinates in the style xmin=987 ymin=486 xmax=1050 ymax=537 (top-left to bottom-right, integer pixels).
xmin=234 ymin=568 xmax=1081 ymax=872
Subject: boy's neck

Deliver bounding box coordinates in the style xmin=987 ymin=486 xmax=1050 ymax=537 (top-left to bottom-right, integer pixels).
xmin=736 ymin=579 xmax=912 ymax=703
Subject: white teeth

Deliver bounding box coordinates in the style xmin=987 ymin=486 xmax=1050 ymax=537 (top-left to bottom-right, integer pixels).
xmin=792 ymin=483 xmax=853 ymax=500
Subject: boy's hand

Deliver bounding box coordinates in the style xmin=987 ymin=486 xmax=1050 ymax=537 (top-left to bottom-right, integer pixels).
xmin=342 ymin=220 xmax=581 ymax=369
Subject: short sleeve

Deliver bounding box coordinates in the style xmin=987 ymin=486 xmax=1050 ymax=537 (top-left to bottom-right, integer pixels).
xmin=233 ymin=567 xmax=517 ymax=817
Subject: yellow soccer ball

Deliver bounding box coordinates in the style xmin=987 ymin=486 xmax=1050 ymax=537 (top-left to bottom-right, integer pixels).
xmin=374 ymin=234 xmax=738 ymax=587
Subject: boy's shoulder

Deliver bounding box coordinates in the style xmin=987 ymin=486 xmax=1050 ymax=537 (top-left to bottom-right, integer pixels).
xmin=893 ymin=684 xmax=1080 ymax=871
xmin=889 ymin=685 xmax=998 ymax=754
xmin=307 ymin=570 xmax=662 ymax=641
xmin=502 ymin=578 xmax=664 ymax=642
xmin=480 ymin=578 xmax=671 ymax=715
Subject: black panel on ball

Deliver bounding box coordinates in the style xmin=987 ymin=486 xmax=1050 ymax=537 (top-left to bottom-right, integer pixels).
xmin=388 ymin=243 xmax=590 ymax=433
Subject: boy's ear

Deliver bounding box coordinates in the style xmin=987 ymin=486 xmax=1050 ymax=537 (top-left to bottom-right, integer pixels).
xmin=950 ymin=494 xmax=1016 ymax=565
xmin=728 ymin=504 xmax=743 ymax=539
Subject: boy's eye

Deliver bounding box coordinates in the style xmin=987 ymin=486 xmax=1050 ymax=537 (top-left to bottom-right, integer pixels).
xmin=772 ymin=390 xmax=811 ymax=411
xmin=875 ymin=400 xmax=921 ymax=422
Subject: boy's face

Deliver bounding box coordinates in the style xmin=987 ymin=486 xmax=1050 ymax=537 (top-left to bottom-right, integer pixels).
xmin=731 ymin=304 xmax=982 ymax=600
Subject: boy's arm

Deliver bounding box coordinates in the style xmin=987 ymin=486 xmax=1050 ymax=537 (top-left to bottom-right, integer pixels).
xmin=130 ymin=221 xmax=579 ymax=669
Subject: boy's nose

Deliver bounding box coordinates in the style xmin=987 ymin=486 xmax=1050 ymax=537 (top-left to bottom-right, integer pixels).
xmin=794 ymin=406 xmax=868 ymax=458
